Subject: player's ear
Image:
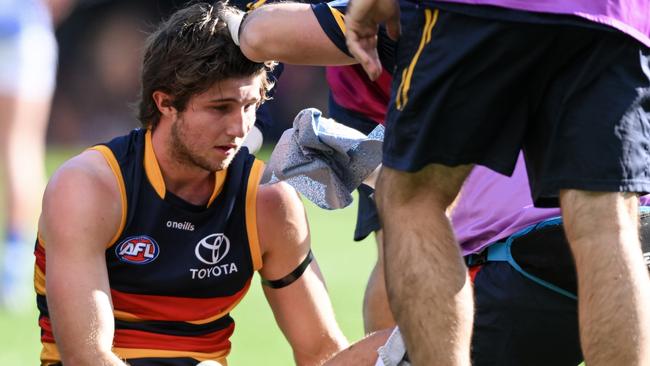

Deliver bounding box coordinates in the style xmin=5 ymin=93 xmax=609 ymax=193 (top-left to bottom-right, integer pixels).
xmin=152 ymin=90 xmax=177 ymax=118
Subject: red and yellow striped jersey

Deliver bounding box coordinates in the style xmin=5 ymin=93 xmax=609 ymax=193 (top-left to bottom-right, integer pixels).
xmin=35 ymin=128 xmax=264 ymax=366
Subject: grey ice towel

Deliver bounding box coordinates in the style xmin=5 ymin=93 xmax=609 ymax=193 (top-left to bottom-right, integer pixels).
xmin=263 ymin=108 xmax=383 ymax=209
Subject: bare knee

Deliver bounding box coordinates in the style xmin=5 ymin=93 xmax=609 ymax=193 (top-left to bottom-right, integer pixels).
xmin=560 ymin=190 xmax=640 ymax=257
xmin=561 ymin=190 xmax=639 ymax=237
xmin=375 ymin=164 xmax=472 ymax=213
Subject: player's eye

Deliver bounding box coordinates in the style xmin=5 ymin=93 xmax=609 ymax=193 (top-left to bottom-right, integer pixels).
xmin=213 ymin=105 xmax=230 ymax=112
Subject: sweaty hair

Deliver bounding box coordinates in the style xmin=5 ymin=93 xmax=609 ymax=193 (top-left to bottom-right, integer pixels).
xmin=137 ymin=2 xmax=273 ymax=129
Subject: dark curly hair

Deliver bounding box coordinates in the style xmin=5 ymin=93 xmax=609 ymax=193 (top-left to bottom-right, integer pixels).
xmin=137 ymin=2 xmax=273 ymax=129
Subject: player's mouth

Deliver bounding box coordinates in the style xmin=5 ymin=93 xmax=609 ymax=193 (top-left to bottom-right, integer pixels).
xmin=215 ymin=144 xmax=237 ymax=156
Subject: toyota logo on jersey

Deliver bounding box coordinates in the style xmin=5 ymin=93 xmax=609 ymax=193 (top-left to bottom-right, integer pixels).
xmin=195 ymin=233 xmax=230 ymax=265
xmin=115 ymin=236 xmax=160 ymax=264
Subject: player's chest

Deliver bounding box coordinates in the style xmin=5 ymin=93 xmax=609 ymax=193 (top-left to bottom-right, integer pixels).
xmin=106 ymin=205 xmax=253 ymax=297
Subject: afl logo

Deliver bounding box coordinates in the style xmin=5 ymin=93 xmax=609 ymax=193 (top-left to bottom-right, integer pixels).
xmin=195 ymin=233 xmax=230 ymax=265
xmin=115 ymin=236 xmax=160 ymax=264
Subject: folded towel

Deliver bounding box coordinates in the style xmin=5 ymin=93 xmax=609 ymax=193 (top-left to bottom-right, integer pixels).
xmin=263 ymin=108 xmax=383 ymax=209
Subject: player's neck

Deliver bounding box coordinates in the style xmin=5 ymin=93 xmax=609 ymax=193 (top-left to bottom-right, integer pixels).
xmin=151 ymin=129 xmax=215 ymax=206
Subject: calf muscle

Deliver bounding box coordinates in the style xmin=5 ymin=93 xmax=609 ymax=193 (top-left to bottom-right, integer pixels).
xmin=561 ymin=190 xmax=650 ymax=366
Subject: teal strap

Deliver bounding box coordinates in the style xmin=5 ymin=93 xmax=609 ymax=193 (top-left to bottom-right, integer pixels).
xmin=485 ymin=215 xmax=563 ymax=262
xmin=486 ymin=216 xmax=577 ymax=300
xmin=477 ymin=206 xmax=649 ymax=300
xmin=486 ymin=240 xmax=509 ymax=262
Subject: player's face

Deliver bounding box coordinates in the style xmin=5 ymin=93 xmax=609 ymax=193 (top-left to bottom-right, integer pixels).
xmin=170 ymin=75 xmax=262 ymax=172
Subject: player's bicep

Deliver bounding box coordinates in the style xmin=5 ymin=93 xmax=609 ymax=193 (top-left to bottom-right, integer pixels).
xmin=256 ymin=182 xmax=310 ymax=279
xmin=240 ymin=3 xmax=354 ymax=65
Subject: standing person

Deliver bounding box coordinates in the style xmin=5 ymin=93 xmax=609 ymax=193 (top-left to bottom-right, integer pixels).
xmin=0 ymin=0 xmax=64 ymax=310
xmin=323 ymin=155 xmax=650 ymax=365
xmin=34 ymin=3 xmax=348 ymax=365
xmin=344 ymin=0 xmax=650 ymax=364
xmin=230 ymin=4 xmax=650 ymax=364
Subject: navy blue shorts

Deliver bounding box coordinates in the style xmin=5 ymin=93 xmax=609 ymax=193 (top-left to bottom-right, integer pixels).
xmin=468 ymin=209 xmax=650 ymax=365
xmin=354 ymin=184 xmax=381 ymax=241
xmin=385 ymin=2 xmax=650 ymax=207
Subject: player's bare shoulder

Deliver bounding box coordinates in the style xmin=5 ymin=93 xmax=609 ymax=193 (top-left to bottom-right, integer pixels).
xmin=40 ymin=149 xmax=124 ymax=246
xmin=255 ymin=181 xmax=310 ymax=256
xmin=257 ymin=180 xmax=302 ymax=216
xmin=44 ymin=149 xmax=120 ymax=205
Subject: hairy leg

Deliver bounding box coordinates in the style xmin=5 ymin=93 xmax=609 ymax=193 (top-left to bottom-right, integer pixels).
xmin=0 ymin=94 xmax=50 ymax=309
xmin=561 ymin=190 xmax=650 ymax=366
xmin=363 ymin=230 xmax=396 ymax=333
xmin=376 ymin=164 xmax=473 ymax=366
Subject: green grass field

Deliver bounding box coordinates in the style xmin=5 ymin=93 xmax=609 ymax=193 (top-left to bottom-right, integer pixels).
xmin=0 ymin=146 xmax=376 ymax=365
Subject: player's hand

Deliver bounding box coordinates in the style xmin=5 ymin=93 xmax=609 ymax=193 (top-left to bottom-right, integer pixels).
xmin=345 ymin=0 xmax=400 ymax=80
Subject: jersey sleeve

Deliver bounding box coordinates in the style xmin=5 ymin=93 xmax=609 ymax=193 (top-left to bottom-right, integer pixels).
xmin=311 ymin=0 xmax=397 ymax=72
xmin=311 ymin=0 xmax=351 ymax=57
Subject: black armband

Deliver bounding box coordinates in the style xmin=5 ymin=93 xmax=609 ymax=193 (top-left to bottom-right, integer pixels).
xmin=261 ymin=249 xmax=314 ymax=289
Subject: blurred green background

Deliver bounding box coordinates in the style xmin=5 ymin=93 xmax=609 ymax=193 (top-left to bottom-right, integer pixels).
xmin=0 ymin=147 xmax=376 ymax=365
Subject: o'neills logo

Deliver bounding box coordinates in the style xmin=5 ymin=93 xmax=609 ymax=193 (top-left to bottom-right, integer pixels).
xmin=166 ymin=220 xmax=195 ymax=231
xmin=115 ymin=236 xmax=159 ymax=264
xmin=190 ymin=233 xmax=238 ymax=280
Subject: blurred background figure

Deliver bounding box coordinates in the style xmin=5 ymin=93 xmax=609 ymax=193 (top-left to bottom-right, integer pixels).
xmin=0 ymin=0 xmax=74 ymax=311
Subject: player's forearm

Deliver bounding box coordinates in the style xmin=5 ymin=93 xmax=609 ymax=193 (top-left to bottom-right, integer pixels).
xmin=293 ymin=294 xmax=349 ymax=366
xmin=48 ymin=280 xmax=127 ymax=366
xmin=294 ymin=334 xmax=349 ymax=366
xmin=47 ymin=269 xmax=125 ymax=366
xmin=263 ymin=267 xmax=349 ymax=366
xmin=53 ymin=315 xmax=127 ymax=366
xmin=60 ymin=350 xmax=128 ymax=366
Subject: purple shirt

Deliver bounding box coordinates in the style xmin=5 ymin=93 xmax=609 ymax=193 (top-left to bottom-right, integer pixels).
xmin=435 ymin=0 xmax=650 ymax=48
xmin=452 ymin=154 xmax=650 ymax=255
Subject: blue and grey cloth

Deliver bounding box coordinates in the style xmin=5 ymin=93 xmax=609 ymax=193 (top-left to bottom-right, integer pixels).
xmin=262 ymin=108 xmax=383 ymax=209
